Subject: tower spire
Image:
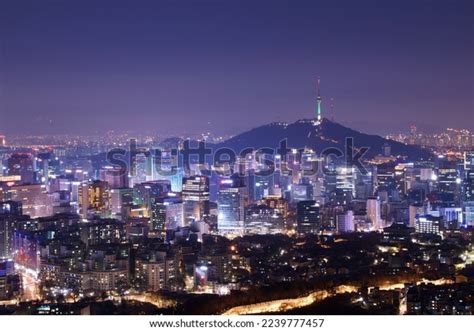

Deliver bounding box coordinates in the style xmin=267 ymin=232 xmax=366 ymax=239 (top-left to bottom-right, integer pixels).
xmin=316 ymin=77 xmax=322 ymax=123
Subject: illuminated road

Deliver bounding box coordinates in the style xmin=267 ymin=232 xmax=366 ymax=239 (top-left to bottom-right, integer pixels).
xmin=20 ymin=271 xmax=41 ymax=301
xmin=14 ymin=265 xmax=41 ymax=302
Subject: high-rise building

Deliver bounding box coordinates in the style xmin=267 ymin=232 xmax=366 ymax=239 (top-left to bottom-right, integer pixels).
xmin=464 ymin=151 xmax=474 ymax=170
xmin=296 ymin=200 xmax=320 ymax=234
xmin=439 ymin=207 xmax=463 ymax=228
xmin=336 ymin=210 xmax=354 ymax=233
xmin=436 ymin=159 xmax=460 ymax=205
xmin=217 ymin=177 xmax=247 ymax=236
xmin=367 ymin=196 xmax=382 ymax=230
xmin=99 ymin=166 xmax=129 ymax=189
xmin=110 ymin=188 xmax=133 ymax=220
xmin=78 ymin=180 xmax=111 ymax=218
xmin=415 ymin=215 xmax=442 ymax=235
xmin=149 ymin=195 xmax=183 ymax=235
xmin=249 ymin=174 xmax=274 ymax=202
xmin=0 ymin=135 xmax=5 ymax=147
xmin=463 ymin=170 xmax=474 ymax=201
xmin=135 ymin=254 xmax=176 ymax=291
xmin=409 ymin=204 xmax=425 ymax=228
xmin=182 ymin=176 xmax=209 ymax=225
xmin=133 ymin=180 xmax=171 ymax=209
xmin=336 ymin=166 xmax=355 ymax=199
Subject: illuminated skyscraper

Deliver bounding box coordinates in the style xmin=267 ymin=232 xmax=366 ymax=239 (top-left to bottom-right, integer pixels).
xmin=182 ymin=176 xmax=209 ymax=225
xmin=296 ymin=200 xmax=320 ymax=234
xmin=148 ymin=194 xmax=183 ymax=237
xmin=217 ymin=177 xmax=247 ymax=236
xmin=336 ymin=210 xmax=355 ymax=233
xmin=336 ymin=166 xmax=355 ymax=200
xmin=133 ymin=180 xmax=171 ymax=209
xmin=367 ymin=196 xmax=382 ymax=230
xmin=464 ymin=151 xmax=474 ymax=170
xmin=78 ymin=180 xmax=111 ymax=218
xmin=415 ymin=215 xmax=442 ymax=235
xmin=110 ymin=188 xmax=133 ymax=220
xmin=99 ymin=166 xmax=129 ymax=189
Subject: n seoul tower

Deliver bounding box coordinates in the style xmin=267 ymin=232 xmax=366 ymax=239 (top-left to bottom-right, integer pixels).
xmin=315 ymin=77 xmax=322 ymax=125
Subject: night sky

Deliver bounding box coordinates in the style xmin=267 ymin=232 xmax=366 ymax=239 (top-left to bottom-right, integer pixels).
xmin=0 ymin=0 xmax=473 ymax=136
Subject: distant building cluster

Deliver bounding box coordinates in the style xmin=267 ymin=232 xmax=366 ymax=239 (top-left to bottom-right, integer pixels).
xmin=387 ymin=126 xmax=474 ymax=151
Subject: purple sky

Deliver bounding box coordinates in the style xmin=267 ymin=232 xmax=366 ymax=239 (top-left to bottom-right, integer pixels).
xmin=0 ymin=0 xmax=473 ymax=136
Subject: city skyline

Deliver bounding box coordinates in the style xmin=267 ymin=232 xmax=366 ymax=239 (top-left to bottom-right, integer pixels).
xmin=1 ymin=0 xmax=473 ymax=136
xmin=1 ymin=0 xmax=473 ymax=321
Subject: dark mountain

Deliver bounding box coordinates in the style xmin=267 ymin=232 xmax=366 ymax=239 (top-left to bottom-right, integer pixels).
xmin=214 ymin=118 xmax=431 ymax=160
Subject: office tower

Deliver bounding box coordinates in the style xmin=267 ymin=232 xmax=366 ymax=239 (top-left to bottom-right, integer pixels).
xmin=217 ymin=177 xmax=247 ymax=236
xmin=367 ymin=196 xmax=382 ymax=230
xmin=355 ymin=166 xmax=375 ymax=200
xmin=415 ymin=215 xmax=442 ymax=235
xmin=296 ymin=200 xmax=320 ymax=234
xmin=393 ymin=163 xmax=415 ymax=194
xmin=376 ymin=164 xmax=396 ymax=190
xmin=7 ymin=153 xmax=36 ymax=184
xmin=336 ymin=210 xmax=354 ymax=233
xmin=99 ymin=166 xmax=129 ymax=189
xmin=78 ymin=180 xmax=111 ymax=218
xmin=0 ymin=135 xmax=5 ymax=147
xmin=336 ymin=166 xmax=355 ymax=199
xmin=182 ymin=176 xmax=210 ymax=225
xmin=249 ymin=174 xmax=274 ymax=202
xmin=322 ymin=164 xmax=335 ymax=194
xmin=282 ymin=149 xmax=302 ymax=184
xmin=437 ymin=161 xmax=460 ymax=197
